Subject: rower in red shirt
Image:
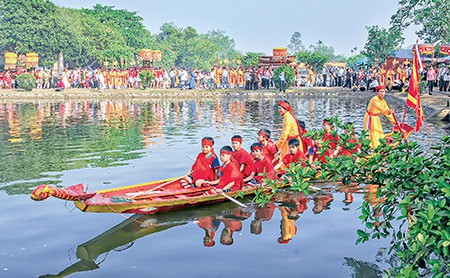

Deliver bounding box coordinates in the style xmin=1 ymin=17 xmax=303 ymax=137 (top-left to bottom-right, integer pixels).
xmin=182 ymin=137 xmax=220 ymax=188
xmin=204 ymin=146 xmax=243 ymax=192
xmin=231 ymin=135 xmax=254 ymax=180
xmin=339 ymin=122 xmax=361 ymax=157
xmin=274 ymin=138 xmax=307 ymax=175
xmin=243 ymin=142 xmax=276 ymax=185
xmin=257 ymin=129 xmax=279 ymax=165
xmin=314 ymin=118 xmax=340 ymax=164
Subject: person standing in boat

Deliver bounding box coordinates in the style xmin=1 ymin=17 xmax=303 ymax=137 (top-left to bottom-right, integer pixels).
xmin=257 ymin=129 xmax=279 ymax=165
xmin=231 ymin=135 xmax=254 ymax=180
xmin=276 ymin=100 xmax=304 ymax=161
xmin=182 ymin=137 xmax=220 ymax=188
xmin=203 ymin=146 xmax=243 ymax=193
xmin=243 ymin=143 xmax=276 ymax=185
xmin=363 ymin=85 xmax=395 ymax=149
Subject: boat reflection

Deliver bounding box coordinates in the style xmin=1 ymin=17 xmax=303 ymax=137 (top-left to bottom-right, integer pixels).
xmin=40 ymin=186 xmax=368 ymax=277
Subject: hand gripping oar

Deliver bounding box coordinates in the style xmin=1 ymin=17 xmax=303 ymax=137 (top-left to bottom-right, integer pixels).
xmin=186 ymin=154 xmax=247 ymax=208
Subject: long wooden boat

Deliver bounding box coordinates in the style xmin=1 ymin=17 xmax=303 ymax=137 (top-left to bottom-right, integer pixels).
xmin=31 ymin=176 xmax=264 ymax=214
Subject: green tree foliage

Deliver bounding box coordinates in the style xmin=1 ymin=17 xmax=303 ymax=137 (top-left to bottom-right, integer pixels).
xmin=16 ymin=73 xmax=35 ymax=91
xmin=295 ymin=50 xmax=329 ymax=70
xmin=258 ymin=118 xmax=450 ymax=277
xmin=362 ymin=26 xmax=404 ymax=65
xmin=273 ymin=65 xmax=295 ymax=89
xmin=0 ymin=2 xmax=239 ymax=70
xmin=391 ymin=0 xmax=450 ymax=43
xmin=287 ymin=31 xmax=305 ymax=54
xmin=242 ymin=52 xmax=264 ymax=68
xmin=139 ymin=70 xmax=155 ymax=89
xmin=346 ymin=53 xmax=368 ymax=69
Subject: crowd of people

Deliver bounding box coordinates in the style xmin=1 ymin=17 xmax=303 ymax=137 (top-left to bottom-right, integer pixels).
xmin=1 ymin=61 xmax=448 ymax=94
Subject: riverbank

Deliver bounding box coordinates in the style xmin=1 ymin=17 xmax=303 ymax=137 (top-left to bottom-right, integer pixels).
xmin=1 ymin=86 xmax=449 ymax=123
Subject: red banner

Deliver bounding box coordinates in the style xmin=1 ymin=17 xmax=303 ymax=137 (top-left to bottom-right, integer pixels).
xmin=439 ymin=45 xmax=450 ymax=55
xmin=406 ymin=46 xmax=424 ymax=132
xmin=413 ymin=44 xmax=434 ymax=55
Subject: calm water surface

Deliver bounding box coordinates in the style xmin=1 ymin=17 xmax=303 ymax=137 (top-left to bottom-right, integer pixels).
xmin=0 ymin=94 xmax=447 ymax=277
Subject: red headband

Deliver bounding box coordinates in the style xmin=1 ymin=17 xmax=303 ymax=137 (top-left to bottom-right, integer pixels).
xmin=220 ymin=149 xmax=232 ymax=155
xmin=251 ymin=146 xmax=262 ymax=152
xmin=258 ymin=131 xmax=269 ymax=139
xmin=279 ymin=100 xmax=292 ymax=112
xmin=231 ymin=137 xmax=242 ymax=143
xmin=375 ymin=85 xmax=386 ymax=92
xmin=202 ymin=138 xmax=214 ymax=147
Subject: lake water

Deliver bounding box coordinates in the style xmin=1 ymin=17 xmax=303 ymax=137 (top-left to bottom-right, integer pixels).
xmin=0 ymin=93 xmax=447 ymax=277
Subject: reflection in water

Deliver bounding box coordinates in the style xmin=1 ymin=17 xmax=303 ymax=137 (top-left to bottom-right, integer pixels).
xmin=0 ymin=96 xmax=447 ymax=197
xmin=40 ymin=187 xmax=387 ymax=277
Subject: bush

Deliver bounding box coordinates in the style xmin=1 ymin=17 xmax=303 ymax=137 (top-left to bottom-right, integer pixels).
xmin=139 ymin=70 xmax=155 ymax=89
xmin=16 ymin=73 xmax=36 ymax=91
xmin=273 ymin=65 xmax=296 ymax=90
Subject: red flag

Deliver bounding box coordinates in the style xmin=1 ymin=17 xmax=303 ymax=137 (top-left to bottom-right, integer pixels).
xmin=406 ymin=44 xmax=424 ymax=132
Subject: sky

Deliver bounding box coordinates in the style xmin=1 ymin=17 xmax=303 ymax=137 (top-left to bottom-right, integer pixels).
xmin=51 ymin=0 xmax=419 ymax=56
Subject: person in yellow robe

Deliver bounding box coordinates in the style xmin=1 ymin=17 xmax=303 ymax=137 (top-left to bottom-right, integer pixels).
xmin=380 ymin=66 xmax=386 ymax=85
xmin=276 ymin=100 xmax=304 ymax=160
xmin=363 ymin=85 xmax=395 ymax=149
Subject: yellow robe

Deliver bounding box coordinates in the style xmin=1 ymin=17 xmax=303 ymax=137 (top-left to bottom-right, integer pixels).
xmin=363 ymin=95 xmax=395 ymax=148
xmin=276 ymin=112 xmax=303 ymax=160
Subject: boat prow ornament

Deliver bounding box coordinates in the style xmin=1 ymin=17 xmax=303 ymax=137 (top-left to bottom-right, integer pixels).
xmin=31 ymin=184 xmax=95 ymax=201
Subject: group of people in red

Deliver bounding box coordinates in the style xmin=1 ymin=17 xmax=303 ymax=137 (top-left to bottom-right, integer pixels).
xmin=180 ymin=100 xmax=361 ymax=195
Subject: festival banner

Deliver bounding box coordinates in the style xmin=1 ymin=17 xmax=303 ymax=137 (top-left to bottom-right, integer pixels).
xmin=413 ymin=44 xmax=434 ymax=55
xmin=439 ymin=45 xmax=450 ymax=55
xmin=406 ymin=44 xmax=424 ymax=132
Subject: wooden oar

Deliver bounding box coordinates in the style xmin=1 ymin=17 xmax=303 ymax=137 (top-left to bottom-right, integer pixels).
xmin=220 ymin=192 xmax=247 ymax=207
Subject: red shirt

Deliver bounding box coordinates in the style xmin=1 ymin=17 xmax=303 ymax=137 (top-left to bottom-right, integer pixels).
xmin=262 ymin=139 xmax=278 ymax=162
xmin=282 ymin=151 xmax=307 ymax=167
xmin=340 ymin=137 xmax=361 ymax=157
xmin=317 ymin=132 xmax=339 ymax=163
xmin=232 ymin=148 xmax=254 ymax=178
xmin=251 ymin=156 xmax=275 ymax=183
xmin=192 ymin=152 xmax=219 ymax=182
xmin=217 ymin=161 xmax=243 ymax=191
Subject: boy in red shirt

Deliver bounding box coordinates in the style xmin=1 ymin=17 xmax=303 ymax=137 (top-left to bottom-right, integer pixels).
xmin=258 ymin=129 xmax=279 ymax=165
xmin=339 ymin=122 xmax=361 ymax=157
xmin=182 ymin=137 xmax=220 ymax=188
xmin=231 ymin=135 xmax=254 ymax=180
xmin=204 ymin=146 xmax=243 ymax=193
xmin=243 ymin=142 xmax=276 ymax=185
xmin=274 ymin=138 xmax=307 ymax=174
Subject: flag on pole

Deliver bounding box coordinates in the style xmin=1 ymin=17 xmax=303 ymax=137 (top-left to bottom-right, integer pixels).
xmin=406 ymin=43 xmax=424 ymax=132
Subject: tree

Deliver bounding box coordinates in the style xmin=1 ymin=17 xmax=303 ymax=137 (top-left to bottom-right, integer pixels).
xmin=273 ymin=65 xmax=296 ymax=89
xmin=242 ymin=52 xmax=263 ymax=68
xmin=295 ymin=50 xmax=329 ymax=70
xmin=287 ymin=31 xmax=305 ymax=54
xmin=362 ymin=26 xmax=404 ymax=65
xmin=391 ymin=0 xmax=450 ymax=43
xmin=309 ymin=40 xmax=334 ymax=60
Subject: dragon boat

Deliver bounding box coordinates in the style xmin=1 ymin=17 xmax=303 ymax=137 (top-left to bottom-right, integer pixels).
xmin=31 ymin=176 xmax=268 ymax=214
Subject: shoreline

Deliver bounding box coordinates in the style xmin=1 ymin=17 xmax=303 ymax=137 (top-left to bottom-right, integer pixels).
xmin=1 ymin=87 xmax=449 ymax=123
